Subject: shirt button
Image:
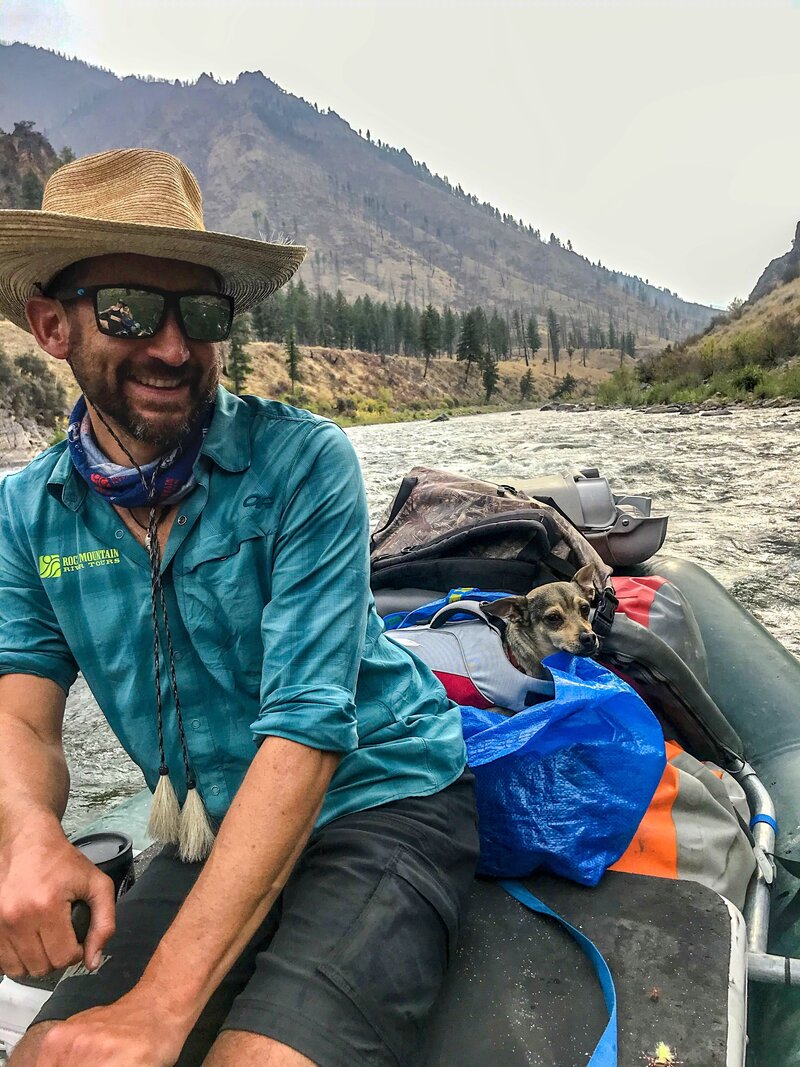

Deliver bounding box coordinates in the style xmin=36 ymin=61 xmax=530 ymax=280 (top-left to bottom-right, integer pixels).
xmin=114 ymin=529 xmax=124 ymax=539
xmin=174 ymin=651 xmax=183 ymax=661
xmin=177 ymin=515 xmax=187 ymax=526
xmin=211 ymin=785 xmax=221 ymax=796
xmin=191 ymin=718 xmax=200 ymax=729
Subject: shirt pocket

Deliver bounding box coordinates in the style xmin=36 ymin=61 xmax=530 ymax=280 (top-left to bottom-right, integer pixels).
xmin=177 ymin=527 xmax=273 ymax=690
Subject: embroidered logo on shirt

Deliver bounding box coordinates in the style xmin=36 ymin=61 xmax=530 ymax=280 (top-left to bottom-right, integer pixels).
xmin=39 ymin=548 xmax=122 ymax=577
xmin=38 ymin=554 xmax=62 ymax=578
xmin=243 ymin=493 xmax=273 ymax=509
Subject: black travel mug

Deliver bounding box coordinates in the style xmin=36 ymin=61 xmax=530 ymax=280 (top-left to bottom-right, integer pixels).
xmin=69 ymin=831 xmax=135 ymax=943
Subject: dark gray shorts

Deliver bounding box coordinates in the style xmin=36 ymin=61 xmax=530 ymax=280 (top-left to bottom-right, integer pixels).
xmin=33 ymin=772 xmax=479 ymax=1067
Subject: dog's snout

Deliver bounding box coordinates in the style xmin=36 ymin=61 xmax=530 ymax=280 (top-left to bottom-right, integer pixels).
xmin=579 ymin=631 xmax=598 ymax=652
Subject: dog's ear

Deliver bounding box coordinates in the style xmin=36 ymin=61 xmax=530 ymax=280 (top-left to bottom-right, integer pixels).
xmin=481 ymin=596 xmax=530 ymax=625
xmin=572 ymin=565 xmax=599 ymax=602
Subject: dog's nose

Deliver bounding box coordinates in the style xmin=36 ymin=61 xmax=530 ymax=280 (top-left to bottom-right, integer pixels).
xmin=579 ymin=631 xmax=598 ymax=652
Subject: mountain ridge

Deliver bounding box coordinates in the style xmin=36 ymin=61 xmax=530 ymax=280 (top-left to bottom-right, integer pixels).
xmin=0 ymin=41 xmax=713 ymax=342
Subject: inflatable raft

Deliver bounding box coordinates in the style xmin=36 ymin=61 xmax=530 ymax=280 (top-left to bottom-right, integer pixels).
xmin=1 ymin=472 xmax=799 ymax=1066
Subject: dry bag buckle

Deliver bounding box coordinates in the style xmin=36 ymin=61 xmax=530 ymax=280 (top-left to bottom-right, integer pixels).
xmin=592 ymin=588 xmax=619 ymax=639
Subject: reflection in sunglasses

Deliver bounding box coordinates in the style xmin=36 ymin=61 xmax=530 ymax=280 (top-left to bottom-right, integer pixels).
xmin=97 ymin=301 xmax=150 ymax=338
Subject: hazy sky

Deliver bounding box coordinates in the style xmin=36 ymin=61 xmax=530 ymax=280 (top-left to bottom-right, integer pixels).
xmin=2 ymin=0 xmax=799 ymax=308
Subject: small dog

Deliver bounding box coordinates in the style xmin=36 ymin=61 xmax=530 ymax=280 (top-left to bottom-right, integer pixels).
xmin=481 ymin=564 xmax=600 ymax=679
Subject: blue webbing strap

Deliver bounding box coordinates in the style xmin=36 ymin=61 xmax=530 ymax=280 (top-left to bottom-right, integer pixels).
xmin=499 ymin=879 xmax=618 ymax=1067
xmin=751 ymin=813 xmax=778 ymax=834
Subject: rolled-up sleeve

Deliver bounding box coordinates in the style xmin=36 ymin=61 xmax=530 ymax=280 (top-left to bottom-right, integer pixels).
xmin=0 ymin=483 xmax=78 ymax=694
xmin=250 ymin=422 xmax=369 ymax=753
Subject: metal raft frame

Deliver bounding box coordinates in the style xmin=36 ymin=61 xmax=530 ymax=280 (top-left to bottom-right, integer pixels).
xmin=732 ymin=761 xmax=800 ymax=985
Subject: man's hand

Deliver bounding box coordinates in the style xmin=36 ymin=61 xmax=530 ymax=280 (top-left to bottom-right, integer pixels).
xmin=0 ymin=814 xmax=116 ymax=977
xmin=33 ymin=995 xmax=184 ymax=1067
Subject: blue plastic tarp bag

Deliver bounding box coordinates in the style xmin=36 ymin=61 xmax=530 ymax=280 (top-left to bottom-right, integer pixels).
xmin=461 ymin=651 xmax=666 ymax=883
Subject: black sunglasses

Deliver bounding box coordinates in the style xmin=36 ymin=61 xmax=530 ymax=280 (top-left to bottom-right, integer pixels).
xmin=51 ymin=284 xmax=234 ymax=343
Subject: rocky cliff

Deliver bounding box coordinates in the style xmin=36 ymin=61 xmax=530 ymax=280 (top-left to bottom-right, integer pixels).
xmin=0 ymin=119 xmax=60 ymax=209
xmin=749 ymin=222 xmax=800 ymax=304
xmin=0 ymin=408 xmax=53 ymax=466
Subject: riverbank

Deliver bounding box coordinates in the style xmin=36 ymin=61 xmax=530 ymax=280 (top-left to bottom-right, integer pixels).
xmin=0 ymin=316 xmax=636 ymax=461
xmin=566 ymin=395 xmax=800 ymax=416
xmin=595 ymin=274 xmax=800 ymax=409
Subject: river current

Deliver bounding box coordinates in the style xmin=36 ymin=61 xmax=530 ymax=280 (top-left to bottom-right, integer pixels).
xmin=2 ymin=405 xmax=800 ymax=833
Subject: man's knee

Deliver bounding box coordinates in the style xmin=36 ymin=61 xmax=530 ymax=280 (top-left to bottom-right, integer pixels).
xmin=203 ymin=1029 xmax=318 ymax=1066
xmin=7 ymin=1021 xmax=60 ymax=1066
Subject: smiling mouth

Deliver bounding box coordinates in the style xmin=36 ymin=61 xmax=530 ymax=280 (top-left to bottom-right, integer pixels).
xmin=129 ymin=374 xmax=188 ymax=391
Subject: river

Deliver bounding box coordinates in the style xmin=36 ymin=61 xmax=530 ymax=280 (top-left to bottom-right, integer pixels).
xmin=2 ymin=404 xmax=800 ymax=832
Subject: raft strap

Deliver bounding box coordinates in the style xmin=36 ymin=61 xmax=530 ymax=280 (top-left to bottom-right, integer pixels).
xmin=500 ymin=879 xmax=617 ymax=1067
xmin=591 ymin=587 xmax=619 ymax=639
xmin=751 ymin=813 xmax=778 ymax=834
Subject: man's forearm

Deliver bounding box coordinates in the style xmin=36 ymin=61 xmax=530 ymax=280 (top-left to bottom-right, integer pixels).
xmin=0 ymin=676 xmax=70 ymax=843
xmin=133 ymin=735 xmax=340 ymax=1028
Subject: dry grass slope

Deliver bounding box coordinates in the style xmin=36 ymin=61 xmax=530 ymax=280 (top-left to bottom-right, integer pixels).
xmin=0 ymin=318 xmax=630 ymax=428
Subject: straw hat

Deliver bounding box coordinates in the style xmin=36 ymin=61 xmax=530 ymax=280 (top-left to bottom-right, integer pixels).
xmin=0 ymin=148 xmax=307 ymax=333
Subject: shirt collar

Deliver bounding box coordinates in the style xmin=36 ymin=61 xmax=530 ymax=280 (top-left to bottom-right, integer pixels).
xmin=199 ymin=386 xmax=252 ymax=473
xmin=47 ymin=445 xmax=87 ymax=511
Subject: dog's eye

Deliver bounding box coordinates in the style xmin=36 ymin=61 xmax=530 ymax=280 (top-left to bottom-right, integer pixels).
xmin=580 ymin=603 xmax=590 ymax=618
xmin=544 ymin=612 xmax=563 ymax=626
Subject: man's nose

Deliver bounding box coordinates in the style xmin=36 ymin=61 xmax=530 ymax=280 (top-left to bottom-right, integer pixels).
xmin=146 ymin=309 xmax=189 ymax=366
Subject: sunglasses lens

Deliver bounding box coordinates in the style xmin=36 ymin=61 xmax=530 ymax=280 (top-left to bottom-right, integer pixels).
xmin=179 ymin=294 xmax=232 ymax=341
xmin=96 ymin=287 xmax=164 ymax=339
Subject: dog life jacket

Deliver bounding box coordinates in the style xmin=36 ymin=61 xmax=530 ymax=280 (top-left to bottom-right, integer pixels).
xmin=386 ymin=601 xmax=555 ymax=711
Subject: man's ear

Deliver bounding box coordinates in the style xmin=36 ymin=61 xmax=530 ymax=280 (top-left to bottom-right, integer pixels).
xmin=572 ymin=564 xmax=599 ymax=602
xmin=481 ymin=596 xmax=531 ymax=625
xmin=25 ymin=296 xmax=72 ymax=362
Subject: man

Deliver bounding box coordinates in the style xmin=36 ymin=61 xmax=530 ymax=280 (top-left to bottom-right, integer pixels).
xmin=0 ymin=149 xmax=478 ymax=1067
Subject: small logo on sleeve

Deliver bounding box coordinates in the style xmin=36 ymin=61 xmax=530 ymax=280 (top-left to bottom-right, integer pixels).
xmin=39 ymin=548 xmax=121 ymax=577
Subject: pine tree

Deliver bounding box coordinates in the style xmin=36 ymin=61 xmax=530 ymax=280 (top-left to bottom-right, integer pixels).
xmin=456 ymin=310 xmax=482 ymax=384
xmin=520 ymin=368 xmax=534 ymax=401
xmin=419 ymin=303 xmax=441 ymax=378
xmin=488 ymin=310 xmax=509 ymax=359
xmin=288 ymin=278 xmax=314 ymax=343
xmin=250 ymin=292 xmax=285 ymax=341
xmin=481 ymin=349 xmax=498 ymax=403
xmin=20 ymin=172 xmax=43 ymax=210
xmin=226 ymin=316 xmax=253 ymax=395
xmin=552 ymin=372 xmax=577 ymax=401
xmin=547 ymin=308 xmax=561 ymax=375
xmin=526 ymin=314 xmax=541 ymax=363
xmin=284 ymin=327 xmax=302 ymax=395
xmin=441 ymin=307 xmax=457 ymax=356
xmin=333 ymin=290 xmax=351 ymax=348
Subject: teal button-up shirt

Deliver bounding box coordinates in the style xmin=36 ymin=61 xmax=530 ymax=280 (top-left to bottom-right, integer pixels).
xmin=0 ymin=388 xmax=466 ymax=826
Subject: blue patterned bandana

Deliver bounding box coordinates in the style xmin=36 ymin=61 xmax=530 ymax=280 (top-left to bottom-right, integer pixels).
xmin=67 ymin=395 xmax=214 ymax=507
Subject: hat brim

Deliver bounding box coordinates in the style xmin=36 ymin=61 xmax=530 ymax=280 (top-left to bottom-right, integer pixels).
xmin=0 ymin=211 xmax=307 ymax=333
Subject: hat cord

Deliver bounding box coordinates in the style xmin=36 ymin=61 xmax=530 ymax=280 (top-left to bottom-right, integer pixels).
xmin=92 ymin=405 xmax=215 ymax=862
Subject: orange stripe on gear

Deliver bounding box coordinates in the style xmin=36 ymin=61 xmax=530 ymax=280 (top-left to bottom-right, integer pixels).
xmin=609 ymin=740 xmax=681 ymax=879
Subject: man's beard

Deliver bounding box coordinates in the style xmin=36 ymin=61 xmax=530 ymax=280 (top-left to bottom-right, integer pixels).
xmin=67 ymin=337 xmax=220 ymax=453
